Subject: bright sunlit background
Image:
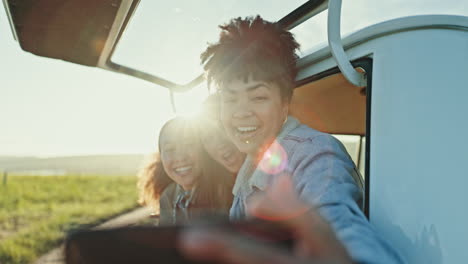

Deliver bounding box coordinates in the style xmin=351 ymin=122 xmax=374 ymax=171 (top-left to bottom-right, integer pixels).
xmin=1 ymin=0 xmax=467 ymax=157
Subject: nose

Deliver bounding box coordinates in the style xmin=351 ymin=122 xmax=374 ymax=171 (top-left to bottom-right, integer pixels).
xmin=232 ymin=98 xmax=253 ymax=119
xmin=173 ymin=145 xmax=189 ymax=161
xmin=233 ymin=110 xmax=253 ymax=118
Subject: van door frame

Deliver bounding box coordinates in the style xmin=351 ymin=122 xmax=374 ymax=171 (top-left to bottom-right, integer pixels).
xmin=295 ymin=57 xmax=373 ymax=218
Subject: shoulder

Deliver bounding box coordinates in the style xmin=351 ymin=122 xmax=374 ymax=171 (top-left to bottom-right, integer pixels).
xmin=281 ymin=124 xmax=363 ymax=208
xmin=283 ymin=124 xmax=349 ymax=158
xmin=281 ymin=123 xmax=358 ymax=185
xmin=284 ymin=123 xmax=325 ymax=142
xmin=158 ymin=183 xmax=178 ymax=225
xmin=161 ymin=182 xmax=177 ymax=195
xmin=160 ymin=183 xmax=177 ymax=208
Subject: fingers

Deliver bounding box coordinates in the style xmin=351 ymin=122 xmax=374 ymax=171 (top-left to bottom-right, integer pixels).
xmin=247 ymin=173 xmax=309 ymax=221
xmin=180 ymin=175 xmax=351 ymax=263
xmin=246 ymin=173 xmax=319 ymax=234
xmin=246 ymin=174 xmax=352 ymax=261
xmin=179 ymin=228 xmax=348 ymax=264
xmin=179 ymin=228 xmax=295 ymax=264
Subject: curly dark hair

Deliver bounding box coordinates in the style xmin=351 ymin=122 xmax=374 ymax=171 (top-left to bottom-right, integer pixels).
xmin=201 ymin=15 xmax=300 ymax=100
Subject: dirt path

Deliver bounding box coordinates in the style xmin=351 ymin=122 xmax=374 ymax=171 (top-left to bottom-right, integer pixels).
xmin=34 ymin=207 xmax=153 ymax=264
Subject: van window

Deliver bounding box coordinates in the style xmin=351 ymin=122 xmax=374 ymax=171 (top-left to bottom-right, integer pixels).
xmin=290 ymin=64 xmax=370 ymax=214
xmin=333 ymin=134 xmax=363 ymax=173
xmin=112 ymin=0 xmax=309 ymax=84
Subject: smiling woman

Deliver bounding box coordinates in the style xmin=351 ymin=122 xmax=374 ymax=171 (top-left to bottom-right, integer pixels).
xmin=220 ymin=79 xmax=289 ymax=156
xmin=198 ymin=94 xmax=245 ymax=174
xmin=159 ymin=118 xmax=202 ymax=191
xmin=137 ymin=117 xmax=234 ymax=225
xmin=194 ymin=15 xmax=403 ymax=264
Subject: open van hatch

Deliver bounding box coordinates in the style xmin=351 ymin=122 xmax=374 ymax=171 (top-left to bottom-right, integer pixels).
xmin=3 ymin=0 xmax=328 ymax=92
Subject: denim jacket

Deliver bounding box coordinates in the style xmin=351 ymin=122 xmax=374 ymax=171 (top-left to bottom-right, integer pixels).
xmin=159 ymin=183 xmax=197 ymax=225
xmin=230 ymin=116 xmax=403 ymax=264
xmin=159 ymin=183 xmax=231 ymax=225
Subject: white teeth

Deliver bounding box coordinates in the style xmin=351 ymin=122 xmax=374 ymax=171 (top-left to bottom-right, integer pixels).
xmin=237 ymin=126 xmax=257 ymax=132
xmin=174 ymin=166 xmax=191 ymax=173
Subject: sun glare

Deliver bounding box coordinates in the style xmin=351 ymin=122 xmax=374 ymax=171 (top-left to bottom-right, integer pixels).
xmin=172 ymin=83 xmax=210 ymax=121
xmin=178 ymin=102 xmax=203 ymax=121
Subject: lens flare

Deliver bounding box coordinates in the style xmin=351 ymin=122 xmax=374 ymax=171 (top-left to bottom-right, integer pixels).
xmin=258 ymin=140 xmax=287 ymax=175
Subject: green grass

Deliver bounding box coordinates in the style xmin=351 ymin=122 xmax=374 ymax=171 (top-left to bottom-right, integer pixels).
xmin=0 ymin=175 xmax=138 ymax=264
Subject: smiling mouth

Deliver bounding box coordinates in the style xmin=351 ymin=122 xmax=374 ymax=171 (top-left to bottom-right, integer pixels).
xmin=174 ymin=166 xmax=192 ymax=175
xmin=237 ymin=126 xmax=257 ymax=132
xmin=234 ymin=126 xmax=258 ymax=142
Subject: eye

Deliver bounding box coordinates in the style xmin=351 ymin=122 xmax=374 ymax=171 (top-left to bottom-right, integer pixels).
xmin=163 ymin=147 xmax=174 ymax=152
xmin=223 ymin=97 xmax=236 ymax=104
xmin=162 ymin=144 xmax=175 ymax=152
xmin=253 ymin=96 xmax=267 ymax=102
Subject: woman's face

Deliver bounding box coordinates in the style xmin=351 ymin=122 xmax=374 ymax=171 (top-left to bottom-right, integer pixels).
xmin=200 ymin=119 xmax=245 ymax=174
xmin=220 ymin=77 xmax=289 ymax=156
xmin=159 ymin=120 xmax=202 ymax=190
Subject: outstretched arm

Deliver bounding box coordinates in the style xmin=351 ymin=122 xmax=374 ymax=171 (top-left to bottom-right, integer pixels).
xmin=179 ymin=174 xmax=354 ymax=264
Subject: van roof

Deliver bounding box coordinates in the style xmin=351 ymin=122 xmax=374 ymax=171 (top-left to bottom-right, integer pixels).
xmin=298 ymin=15 xmax=468 ymax=70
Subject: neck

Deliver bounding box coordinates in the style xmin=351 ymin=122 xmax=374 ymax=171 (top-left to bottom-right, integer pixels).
xmin=253 ymin=136 xmax=277 ymax=161
xmin=180 ymin=184 xmax=194 ymax=192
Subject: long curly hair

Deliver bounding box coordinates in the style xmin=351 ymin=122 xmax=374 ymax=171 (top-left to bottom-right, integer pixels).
xmin=201 ymin=15 xmax=300 ymax=100
xmin=137 ymin=117 xmax=234 ymax=213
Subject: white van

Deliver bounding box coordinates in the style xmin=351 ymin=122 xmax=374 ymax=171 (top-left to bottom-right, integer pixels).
xmin=3 ymin=0 xmax=468 ymax=263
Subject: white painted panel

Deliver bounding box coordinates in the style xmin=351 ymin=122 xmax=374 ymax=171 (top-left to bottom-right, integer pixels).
xmin=297 ymin=16 xmax=468 ymax=263
xmin=370 ymin=28 xmax=468 ymax=264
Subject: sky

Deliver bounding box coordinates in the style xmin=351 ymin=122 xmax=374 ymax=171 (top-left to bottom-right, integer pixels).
xmin=1 ymin=0 xmax=466 ymax=157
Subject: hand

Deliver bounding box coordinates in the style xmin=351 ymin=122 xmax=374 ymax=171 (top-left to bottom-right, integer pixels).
xmin=179 ymin=175 xmax=353 ymax=264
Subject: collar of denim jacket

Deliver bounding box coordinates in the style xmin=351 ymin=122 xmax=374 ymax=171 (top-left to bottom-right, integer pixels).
xmin=233 ymin=116 xmax=300 ymax=197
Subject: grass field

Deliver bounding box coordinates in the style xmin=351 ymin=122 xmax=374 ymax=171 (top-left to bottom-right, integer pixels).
xmin=0 ymin=174 xmax=139 ymax=264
